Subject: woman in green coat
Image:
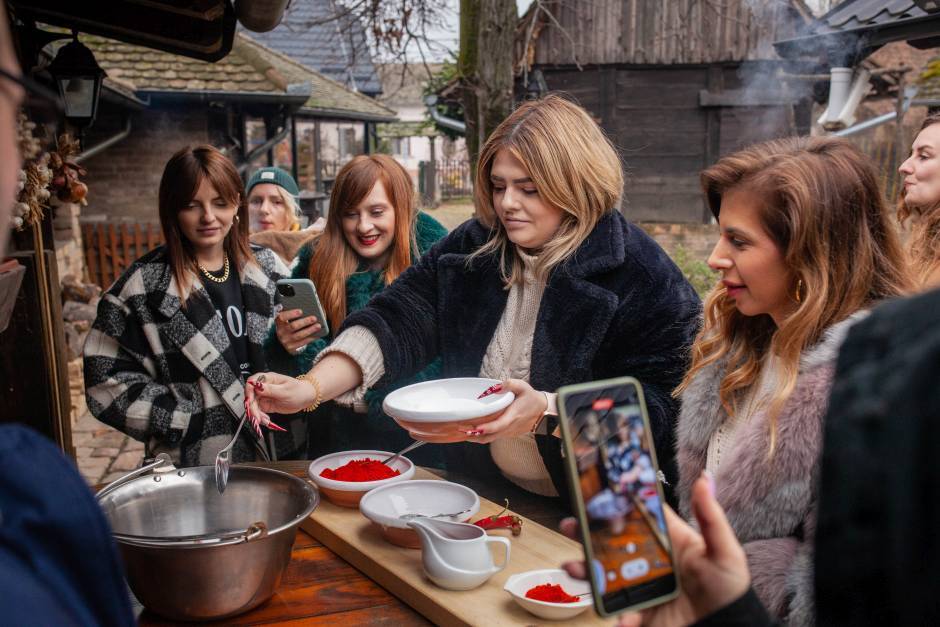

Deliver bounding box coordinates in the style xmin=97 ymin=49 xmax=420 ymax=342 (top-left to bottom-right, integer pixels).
xmin=265 ymin=154 xmax=448 ymax=464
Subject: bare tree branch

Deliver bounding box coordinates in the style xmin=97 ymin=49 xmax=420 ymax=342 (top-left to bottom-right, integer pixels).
xmin=537 ymin=0 xmax=582 ymax=71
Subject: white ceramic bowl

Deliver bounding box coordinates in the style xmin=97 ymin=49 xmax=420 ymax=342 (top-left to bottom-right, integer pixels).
xmin=359 ymin=480 xmax=480 ymax=548
xmin=307 ymin=450 xmax=415 ymax=508
xmin=382 ymin=378 xmax=515 ymax=443
xmin=504 ymin=568 xmax=593 ymax=621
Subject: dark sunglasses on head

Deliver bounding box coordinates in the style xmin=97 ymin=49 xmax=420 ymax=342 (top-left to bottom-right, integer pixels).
xmin=0 ymin=66 xmax=64 ymax=119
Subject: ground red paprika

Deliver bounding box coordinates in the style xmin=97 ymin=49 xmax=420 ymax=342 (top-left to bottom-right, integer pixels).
xmin=525 ymin=583 xmax=580 ymax=603
xmin=320 ymin=458 xmax=400 ymax=482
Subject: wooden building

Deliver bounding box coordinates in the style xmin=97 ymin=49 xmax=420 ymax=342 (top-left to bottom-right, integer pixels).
xmin=517 ymin=0 xmax=816 ymax=222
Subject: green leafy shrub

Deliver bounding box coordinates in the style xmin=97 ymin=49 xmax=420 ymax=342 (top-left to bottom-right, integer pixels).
xmin=670 ymin=245 xmax=718 ymax=298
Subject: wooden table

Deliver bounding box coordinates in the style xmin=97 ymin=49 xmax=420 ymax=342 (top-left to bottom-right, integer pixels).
xmin=136 ymin=460 xmax=576 ymax=626
xmin=137 ymin=461 xmax=431 ymax=626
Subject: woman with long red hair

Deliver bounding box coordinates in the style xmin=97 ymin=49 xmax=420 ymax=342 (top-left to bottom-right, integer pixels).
xmin=266 ymin=154 xmax=447 ymax=461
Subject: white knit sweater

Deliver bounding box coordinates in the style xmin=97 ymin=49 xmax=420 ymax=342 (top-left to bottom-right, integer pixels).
xmin=319 ymin=249 xmax=557 ymax=496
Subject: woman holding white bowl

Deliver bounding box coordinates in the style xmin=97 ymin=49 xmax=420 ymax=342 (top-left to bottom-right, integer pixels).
xmin=246 ymin=95 xmax=700 ymax=505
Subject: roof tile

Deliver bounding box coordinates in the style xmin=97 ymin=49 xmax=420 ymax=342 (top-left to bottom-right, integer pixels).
xmin=245 ymin=1 xmax=382 ymax=95
xmin=80 ymin=32 xmax=394 ymax=120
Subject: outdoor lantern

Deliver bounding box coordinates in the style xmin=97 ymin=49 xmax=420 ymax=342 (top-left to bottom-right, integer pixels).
xmin=49 ymin=35 xmax=106 ymax=128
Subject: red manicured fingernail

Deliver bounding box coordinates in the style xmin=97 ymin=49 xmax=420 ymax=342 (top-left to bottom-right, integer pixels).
xmin=267 ymin=423 xmax=288 ymax=432
xmin=477 ymin=383 xmax=502 ymax=399
xmin=464 ymin=430 xmax=484 ymax=436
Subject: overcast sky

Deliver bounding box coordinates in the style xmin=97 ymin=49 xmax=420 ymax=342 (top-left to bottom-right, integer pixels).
xmin=415 ymin=0 xmax=533 ymax=61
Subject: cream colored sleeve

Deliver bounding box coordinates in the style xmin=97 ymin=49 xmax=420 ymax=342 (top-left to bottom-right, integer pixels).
xmin=314 ymin=325 xmax=386 ymax=406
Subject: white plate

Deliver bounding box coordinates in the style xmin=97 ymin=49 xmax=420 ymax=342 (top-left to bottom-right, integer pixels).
xmin=359 ymin=480 xmax=480 ymax=530
xmin=504 ymin=568 xmax=593 ymax=621
xmin=382 ymin=377 xmax=515 ymax=423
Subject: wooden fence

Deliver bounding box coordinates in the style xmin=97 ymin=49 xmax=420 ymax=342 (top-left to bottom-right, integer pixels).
xmin=436 ymin=159 xmax=473 ymax=199
xmin=82 ymin=222 xmax=164 ymax=289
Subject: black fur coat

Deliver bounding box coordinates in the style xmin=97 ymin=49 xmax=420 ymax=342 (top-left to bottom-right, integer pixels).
xmin=342 ymin=211 xmax=702 ymax=501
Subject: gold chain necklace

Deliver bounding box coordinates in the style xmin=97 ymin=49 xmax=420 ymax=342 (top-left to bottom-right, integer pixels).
xmin=198 ymin=254 xmax=229 ymax=283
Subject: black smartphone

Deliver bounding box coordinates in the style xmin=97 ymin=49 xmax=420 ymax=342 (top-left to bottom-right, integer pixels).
xmin=557 ymin=376 xmax=679 ymax=617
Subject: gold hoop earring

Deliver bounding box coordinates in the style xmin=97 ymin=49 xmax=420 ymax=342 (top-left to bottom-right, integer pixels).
xmin=794 ymin=278 xmax=803 ymax=303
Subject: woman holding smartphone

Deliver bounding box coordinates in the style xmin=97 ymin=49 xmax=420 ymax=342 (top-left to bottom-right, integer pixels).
xmin=83 ymin=145 xmax=304 ymax=466
xmin=898 ymin=112 xmax=940 ymax=290
xmin=674 ymin=137 xmax=912 ymax=623
xmin=265 ymin=154 xmax=448 ymax=460
xmin=249 ymin=95 xmax=701 ymax=504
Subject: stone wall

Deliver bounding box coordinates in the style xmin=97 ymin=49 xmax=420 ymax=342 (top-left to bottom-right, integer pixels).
xmin=53 ymin=200 xmax=86 ymax=282
xmin=638 ymin=221 xmax=715 ymax=262
xmin=81 ymin=105 xmax=209 ymax=222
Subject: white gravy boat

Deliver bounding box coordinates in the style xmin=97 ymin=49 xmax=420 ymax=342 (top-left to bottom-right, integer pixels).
xmin=407 ymin=517 xmax=511 ymax=590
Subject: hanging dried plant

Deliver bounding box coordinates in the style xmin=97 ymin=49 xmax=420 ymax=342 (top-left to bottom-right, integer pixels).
xmin=49 ymin=133 xmax=88 ymax=206
xmin=11 ymin=118 xmax=89 ymax=231
xmin=13 ymin=112 xmax=51 ymax=230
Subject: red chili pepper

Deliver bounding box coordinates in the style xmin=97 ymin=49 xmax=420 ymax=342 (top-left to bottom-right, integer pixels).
xmin=477 ymin=383 xmax=502 ymax=399
xmin=472 ymin=499 xmax=522 ymax=536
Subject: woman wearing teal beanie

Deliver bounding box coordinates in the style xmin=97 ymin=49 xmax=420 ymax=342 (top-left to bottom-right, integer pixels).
xmin=246 ymin=166 xmax=302 ymax=232
xmin=265 ymin=155 xmax=448 ymax=464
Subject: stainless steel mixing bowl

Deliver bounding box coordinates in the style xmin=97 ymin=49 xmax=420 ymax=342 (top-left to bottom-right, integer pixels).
xmin=97 ymin=461 xmax=319 ymax=621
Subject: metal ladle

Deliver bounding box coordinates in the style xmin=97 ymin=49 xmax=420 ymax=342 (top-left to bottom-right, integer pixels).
xmin=214 ymin=413 xmax=248 ymax=494
xmin=381 ymin=439 xmax=427 ymax=464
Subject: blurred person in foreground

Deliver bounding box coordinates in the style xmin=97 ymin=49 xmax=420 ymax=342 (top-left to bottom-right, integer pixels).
xmin=0 ymin=5 xmax=134 ymax=624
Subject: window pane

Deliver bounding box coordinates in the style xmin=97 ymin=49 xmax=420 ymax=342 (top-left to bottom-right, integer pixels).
xmin=273 ymin=119 xmax=293 ymax=171
xmin=295 ymin=120 xmax=317 ymax=191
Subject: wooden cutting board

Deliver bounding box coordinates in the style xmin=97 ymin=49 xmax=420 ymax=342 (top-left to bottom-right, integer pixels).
xmin=300 ymin=468 xmax=608 ymax=626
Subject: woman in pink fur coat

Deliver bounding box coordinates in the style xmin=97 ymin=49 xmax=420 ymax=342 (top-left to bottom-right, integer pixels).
xmin=674 ymin=137 xmax=912 ymax=625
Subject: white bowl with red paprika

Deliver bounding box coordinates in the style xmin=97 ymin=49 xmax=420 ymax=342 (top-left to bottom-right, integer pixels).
xmin=504 ymin=568 xmax=592 ymax=620
xmin=308 ymin=450 xmax=415 ymax=508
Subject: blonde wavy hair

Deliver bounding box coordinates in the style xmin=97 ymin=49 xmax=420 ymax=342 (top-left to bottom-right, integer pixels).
xmin=676 ymin=137 xmax=912 ymax=455
xmin=277 ymin=187 xmax=301 ymax=230
xmin=898 ymin=112 xmax=940 ymax=287
xmin=469 ymin=94 xmax=624 ymax=285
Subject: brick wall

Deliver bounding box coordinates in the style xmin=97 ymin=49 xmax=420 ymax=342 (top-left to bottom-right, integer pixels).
xmin=81 ymin=104 xmax=209 ymax=222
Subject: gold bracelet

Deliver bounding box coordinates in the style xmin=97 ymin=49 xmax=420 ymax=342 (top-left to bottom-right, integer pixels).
xmin=296 ymin=373 xmax=322 ymax=412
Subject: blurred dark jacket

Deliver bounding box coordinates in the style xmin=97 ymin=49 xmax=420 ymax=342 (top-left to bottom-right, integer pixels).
xmin=0 ymin=424 xmax=134 ymax=626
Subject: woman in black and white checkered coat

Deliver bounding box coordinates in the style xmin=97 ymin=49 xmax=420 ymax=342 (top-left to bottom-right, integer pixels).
xmin=83 ymin=146 xmax=304 ymax=466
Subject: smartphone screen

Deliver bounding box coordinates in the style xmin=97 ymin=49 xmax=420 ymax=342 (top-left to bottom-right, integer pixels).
xmin=559 ymin=377 xmax=678 ymax=616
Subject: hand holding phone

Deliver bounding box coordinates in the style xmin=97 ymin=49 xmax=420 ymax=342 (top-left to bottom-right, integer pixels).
xmin=561 ymin=476 xmax=751 ymax=627
xmin=275 ymin=279 xmax=329 ymax=353
xmin=557 ymin=377 xmax=679 ymax=618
